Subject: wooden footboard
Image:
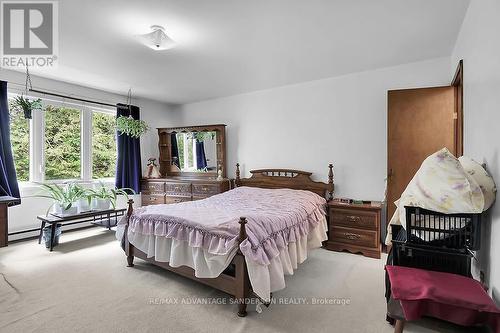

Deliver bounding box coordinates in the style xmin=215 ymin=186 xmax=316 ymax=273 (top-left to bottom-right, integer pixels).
xmin=123 ymin=199 xmax=251 ymax=317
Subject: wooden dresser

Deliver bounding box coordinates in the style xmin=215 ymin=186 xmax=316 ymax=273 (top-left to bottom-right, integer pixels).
xmin=326 ymin=202 xmax=381 ymax=259
xmin=141 ymin=178 xmax=230 ymax=206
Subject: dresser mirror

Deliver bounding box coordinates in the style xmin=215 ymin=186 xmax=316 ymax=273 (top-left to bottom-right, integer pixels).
xmin=173 ymin=131 xmax=218 ymax=173
xmin=157 ymin=124 xmax=226 ymax=178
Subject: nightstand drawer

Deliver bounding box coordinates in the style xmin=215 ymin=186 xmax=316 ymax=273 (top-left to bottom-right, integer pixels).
xmin=330 ymin=226 xmax=378 ymax=248
xmin=142 ymin=194 xmax=165 ymax=206
xmin=141 ymin=181 xmax=165 ymax=194
xmin=330 ymin=208 xmax=378 ymax=230
xmin=165 ymin=196 xmax=191 ymax=204
xmin=165 ymin=182 xmax=191 ymax=197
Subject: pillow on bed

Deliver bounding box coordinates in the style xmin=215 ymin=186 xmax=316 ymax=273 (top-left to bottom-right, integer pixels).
xmin=398 ymin=148 xmax=484 ymax=230
xmin=459 ymin=156 xmax=497 ymax=211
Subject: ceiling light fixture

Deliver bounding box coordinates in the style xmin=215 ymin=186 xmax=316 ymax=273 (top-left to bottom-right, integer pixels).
xmin=136 ymin=25 xmax=176 ymax=51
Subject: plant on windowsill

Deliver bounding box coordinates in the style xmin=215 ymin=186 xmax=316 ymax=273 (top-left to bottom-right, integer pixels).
xmin=72 ymin=184 xmax=93 ymax=213
xmin=116 ymin=115 xmax=149 ymax=138
xmin=87 ymin=182 xmax=135 ymax=210
xmin=29 ymin=183 xmax=84 ymax=216
xmin=12 ymin=95 xmax=42 ymax=119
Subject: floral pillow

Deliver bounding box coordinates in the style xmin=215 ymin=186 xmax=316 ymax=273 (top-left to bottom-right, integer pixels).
xmin=398 ymin=148 xmax=484 ymax=230
xmin=459 ymin=156 xmax=496 ymax=211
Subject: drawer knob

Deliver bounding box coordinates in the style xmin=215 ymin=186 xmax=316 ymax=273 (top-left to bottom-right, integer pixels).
xmin=343 ymin=232 xmax=361 ymax=240
xmin=346 ymin=215 xmax=361 ymax=223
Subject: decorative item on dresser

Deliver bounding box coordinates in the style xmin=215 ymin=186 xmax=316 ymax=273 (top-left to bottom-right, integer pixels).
xmin=326 ymin=201 xmax=382 ymax=259
xmin=141 ymin=124 xmax=230 ymax=205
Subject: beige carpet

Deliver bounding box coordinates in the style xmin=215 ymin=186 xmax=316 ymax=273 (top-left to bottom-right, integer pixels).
xmin=0 ymin=228 xmax=483 ymax=333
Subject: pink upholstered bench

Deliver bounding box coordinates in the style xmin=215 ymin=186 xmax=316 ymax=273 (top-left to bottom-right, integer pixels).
xmin=386 ymin=265 xmax=500 ymax=333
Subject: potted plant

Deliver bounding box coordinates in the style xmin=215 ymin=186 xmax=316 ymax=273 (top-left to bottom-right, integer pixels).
xmin=31 ymin=183 xmax=83 ymax=216
xmin=72 ymin=184 xmax=93 ymax=213
xmin=12 ymin=95 xmax=43 ymax=119
xmin=88 ymin=182 xmax=135 ymax=210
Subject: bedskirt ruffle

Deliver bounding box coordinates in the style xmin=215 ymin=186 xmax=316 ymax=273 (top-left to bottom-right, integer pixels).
xmin=116 ymin=216 xmax=328 ymax=301
xmin=120 ymin=205 xmax=325 ymax=267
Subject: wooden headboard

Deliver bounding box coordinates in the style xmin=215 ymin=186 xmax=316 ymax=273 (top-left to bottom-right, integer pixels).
xmin=235 ymin=164 xmax=334 ymax=200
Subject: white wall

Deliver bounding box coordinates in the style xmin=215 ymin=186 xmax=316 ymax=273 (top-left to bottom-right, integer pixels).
xmin=0 ymin=69 xmax=179 ymax=237
xmin=178 ymin=57 xmax=452 ymax=200
xmin=451 ymin=0 xmax=500 ymax=301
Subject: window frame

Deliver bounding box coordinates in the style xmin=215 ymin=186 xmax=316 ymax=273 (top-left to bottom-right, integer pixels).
xmin=8 ymin=92 xmax=117 ymax=185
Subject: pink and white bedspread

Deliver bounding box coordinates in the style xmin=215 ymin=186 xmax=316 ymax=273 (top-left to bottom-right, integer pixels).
xmin=116 ymin=186 xmax=328 ymax=301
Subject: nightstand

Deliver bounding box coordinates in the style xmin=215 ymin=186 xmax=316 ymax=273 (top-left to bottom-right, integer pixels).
xmin=326 ymin=201 xmax=381 ymax=259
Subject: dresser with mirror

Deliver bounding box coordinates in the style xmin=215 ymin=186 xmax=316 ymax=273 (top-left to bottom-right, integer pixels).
xmin=141 ymin=124 xmax=230 ymax=206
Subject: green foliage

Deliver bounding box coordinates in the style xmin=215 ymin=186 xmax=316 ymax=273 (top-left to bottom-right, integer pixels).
xmin=9 ymin=102 xmax=29 ymax=181
xmin=31 ymin=182 xmax=134 ymax=214
xmin=11 ymin=95 xmax=42 ymax=119
xmin=175 ymin=133 xmax=195 ymax=169
xmin=92 ymin=112 xmax=117 ymax=179
xmin=87 ymin=182 xmax=135 ymax=209
xmin=116 ymin=115 xmax=149 ymax=138
xmin=30 ymin=183 xmax=84 ymax=215
xmin=189 ymin=131 xmax=215 ymax=142
xmin=9 ymin=100 xmax=118 ymax=182
xmin=45 ymin=105 xmax=81 ymax=180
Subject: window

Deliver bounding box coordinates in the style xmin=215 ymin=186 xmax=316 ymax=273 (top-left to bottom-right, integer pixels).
xmin=44 ymin=105 xmax=81 ymax=180
xmin=8 ymin=101 xmax=30 ymax=182
xmin=92 ymin=111 xmax=117 ymax=179
xmin=8 ymin=94 xmax=117 ymax=183
xmin=176 ymin=133 xmax=196 ymax=170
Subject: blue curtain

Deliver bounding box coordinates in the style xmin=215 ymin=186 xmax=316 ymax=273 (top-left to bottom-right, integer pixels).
xmin=0 ymin=81 xmax=20 ymax=202
xmin=171 ymin=133 xmax=180 ymax=168
xmin=195 ymin=141 xmax=207 ymax=170
xmin=115 ymin=104 xmax=141 ymax=193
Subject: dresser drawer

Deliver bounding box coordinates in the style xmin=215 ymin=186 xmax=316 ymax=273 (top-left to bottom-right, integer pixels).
xmin=330 ymin=226 xmax=378 ymax=248
xmin=192 ymin=183 xmax=220 ymax=196
xmin=165 ymin=182 xmax=191 ymax=197
xmin=330 ymin=208 xmax=378 ymax=230
xmin=165 ymin=196 xmax=191 ymax=204
xmin=141 ymin=181 xmax=165 ymax=194
xmin=142 ymin=194 xmax=165 ymax=206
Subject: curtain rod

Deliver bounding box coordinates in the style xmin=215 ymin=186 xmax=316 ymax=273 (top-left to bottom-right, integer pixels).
xmin=28 ymin=88 xmax=128 ymax=109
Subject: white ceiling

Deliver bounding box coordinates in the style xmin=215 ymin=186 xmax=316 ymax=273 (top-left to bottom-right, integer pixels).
xmin=24 ymin=0 xmax=469 ymax=104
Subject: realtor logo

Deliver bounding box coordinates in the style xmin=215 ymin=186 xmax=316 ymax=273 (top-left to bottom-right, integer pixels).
xmin=1 ymin=1 xmax=58 ymax=67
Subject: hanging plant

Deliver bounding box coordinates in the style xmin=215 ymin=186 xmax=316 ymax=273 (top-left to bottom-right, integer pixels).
xmin=115 ymin=88 xmax=149 ymax=138
xmin=12 ymin=95 xmax=42 ymax=119
xmin=116 ymin=115 xmax=149 ymax=138
xmin=188 ymin=131 xmax=216 ymax=142
xmin=13 ymin=65 xmax=42 ymax=119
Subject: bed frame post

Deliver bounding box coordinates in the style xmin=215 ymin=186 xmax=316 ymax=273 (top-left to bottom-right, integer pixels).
xmin=125 ymin=199 xmax=135 ymax=267
xmin=235 ymin=163 xmax=241 ymax=187
xmin=328 ymin=164 xmax=334 ymax=200
xmin=235 ymin=216 xmax=250 ymax=317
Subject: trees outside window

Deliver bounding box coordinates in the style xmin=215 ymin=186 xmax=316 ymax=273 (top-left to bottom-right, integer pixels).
xmin=8 ymin=95 xmax=117 ymax=183
xmin=44 ymin=105 xmax=81 ymax=180
xmin=92 ymin=111 xmax=117 ymax=179
xmin=9 ymin=101 xmax=30 ymax=182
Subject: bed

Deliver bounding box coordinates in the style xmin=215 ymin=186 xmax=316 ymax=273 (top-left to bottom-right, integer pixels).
xmin=118 ymin=164 xmax=334 ymax=316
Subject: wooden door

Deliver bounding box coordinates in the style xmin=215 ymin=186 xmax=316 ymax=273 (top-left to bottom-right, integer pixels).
xmin=387 ymin=86 xmax=456 ymax=218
